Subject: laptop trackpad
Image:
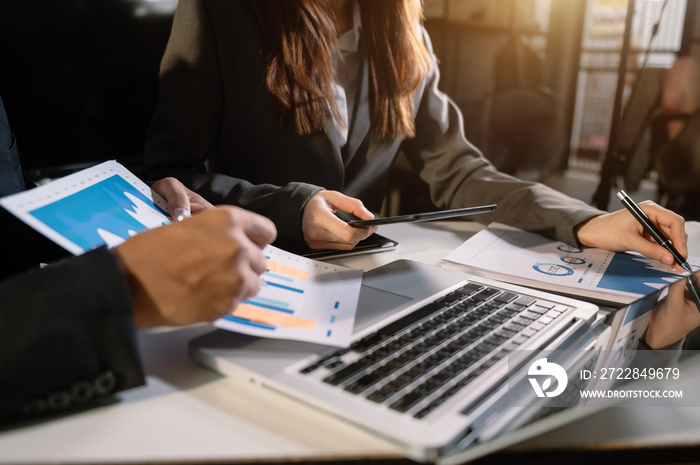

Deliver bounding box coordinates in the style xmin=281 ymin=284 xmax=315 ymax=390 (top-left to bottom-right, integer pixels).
xmin=354 ymin=259 xmax=468 ymax=333
xmin=354 ymin=285 xmax=412 ymax=333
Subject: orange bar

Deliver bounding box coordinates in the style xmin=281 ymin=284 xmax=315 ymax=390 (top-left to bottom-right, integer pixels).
xmin=233 ymin=303 xmax=315 ymax=330
xmin=266 ymin=259 xmax=309 ymax=280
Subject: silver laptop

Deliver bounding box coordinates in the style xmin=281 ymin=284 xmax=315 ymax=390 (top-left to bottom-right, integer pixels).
xmin=189 ymin=259 xmax=687 ymax=463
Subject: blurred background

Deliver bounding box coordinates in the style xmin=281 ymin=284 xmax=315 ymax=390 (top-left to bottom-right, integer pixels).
xmin=0 ymin=0 xmax=699 ymax=217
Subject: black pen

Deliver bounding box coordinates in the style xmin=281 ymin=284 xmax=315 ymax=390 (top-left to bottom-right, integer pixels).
xmin=616 ymin=190 xmax=693 ymax=273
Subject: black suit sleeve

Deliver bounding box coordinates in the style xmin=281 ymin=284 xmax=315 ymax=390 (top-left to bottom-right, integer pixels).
xmin=0 ymin=247 xmax=145 ymax=424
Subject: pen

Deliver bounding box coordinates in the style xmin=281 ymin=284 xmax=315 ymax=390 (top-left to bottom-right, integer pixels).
xmin=616 ymin=190 xmax=693 ymax=274
xmin=172 ymin=207 xmax=191 ymax=222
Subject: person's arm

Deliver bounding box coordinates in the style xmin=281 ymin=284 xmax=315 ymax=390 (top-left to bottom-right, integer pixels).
xmin=0 ymin=247 xmax=143 ymax=424
xmin=399 ymin=26 xmax=603 ymax=247
xmin=0 ymin=206 xmax=276 ymax=425
xmin=401 ymin=26 xmax=689 ymax=261
xmin=142 ymin=0 xmax=317 ymax=251
xmin=643 ymin=272 xmax=700 ymax=350
xmin=574 ymin=203 xmax=689 ymax=272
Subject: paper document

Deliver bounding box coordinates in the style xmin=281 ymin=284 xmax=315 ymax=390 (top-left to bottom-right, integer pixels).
xmin=441 ymin=223 xmax=700 ymax=305
xmin=215 ymin=245 xmax=362 ymax=346
xmin=0 ymin=160 xmax=170 ymax=255
xmin=1 ymin=161 xmax=363 ymax=345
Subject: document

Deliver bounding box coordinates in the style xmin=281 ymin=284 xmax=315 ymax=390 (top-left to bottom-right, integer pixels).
xmin=440 ymin=223 xmax=700 ymax=306
xmin=215 ymin=245 xmax=362 ymax=346
xmin=0 ymin=160 xmax=170 ymax=255
xmin=1 ymin=160 xmax=362 ymax=345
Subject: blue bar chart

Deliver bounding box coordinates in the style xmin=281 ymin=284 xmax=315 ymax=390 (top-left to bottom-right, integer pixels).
xmin=216 ymin=245 xmax=362 ymax=346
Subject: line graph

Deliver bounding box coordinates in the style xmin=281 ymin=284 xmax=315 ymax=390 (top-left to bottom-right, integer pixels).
xmin=0 ymin=161 xmax=171 ymax=255
xmin=29 ymin=175 xmax=169 ymax=252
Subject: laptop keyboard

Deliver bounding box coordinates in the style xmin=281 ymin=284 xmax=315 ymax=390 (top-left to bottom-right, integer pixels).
xmin=298 ymin=282 xmax=571 ymax=419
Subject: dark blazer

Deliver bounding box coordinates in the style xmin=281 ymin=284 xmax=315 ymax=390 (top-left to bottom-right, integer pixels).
xmin=0 ymin=96 xmax=145 ymax=425
xmin=0 ymin=95 xmax=25 ymax=198
xmin=143 ymin=0 xmax=604 ymax=252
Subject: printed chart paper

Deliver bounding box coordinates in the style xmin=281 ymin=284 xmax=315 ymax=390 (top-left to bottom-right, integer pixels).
xmin=1 ymin=162 xmax=363 ymax=345
xmin=441 ymin=223 xmax=700 ymax=305
xmin=215 ymin=245 xmax=362 ymax=346
xmin=0 ymin=160 xmax=170 ymax=255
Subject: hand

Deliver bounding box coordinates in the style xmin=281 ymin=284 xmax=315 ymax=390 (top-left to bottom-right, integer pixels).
xmin=114 ymin=206 xmax=277 ymax=329
xmin=644 ymin=273 xmax=700 ymax=349
xmin=151 ymin=177 xmax=214 ymax=219
xmin=302 ymin=190 xmax=378 ymax=250
xmin=575 ymin=201 xmax=688 ymax=272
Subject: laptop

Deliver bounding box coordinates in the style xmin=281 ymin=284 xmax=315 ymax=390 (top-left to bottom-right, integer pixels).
xmin=189 ymin=259 xmax=694 ymax=463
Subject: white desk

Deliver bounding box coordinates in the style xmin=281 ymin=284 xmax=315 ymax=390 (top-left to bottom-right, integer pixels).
xmin=2 ymin=220 xmax=700 ymax=464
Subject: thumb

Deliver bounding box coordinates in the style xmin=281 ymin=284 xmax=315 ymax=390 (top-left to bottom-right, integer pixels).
xmin=153 ymin=178 xmax=192 ymax=221
xmin=323 ymin=191 xmax=374 ymax=220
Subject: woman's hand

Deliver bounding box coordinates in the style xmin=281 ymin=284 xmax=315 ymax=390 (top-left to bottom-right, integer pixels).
xmin=644 ymin=274 xmax=700 ymax=349
xmin=575 ymin=201 xmax=688 ymax=272
xmin=151 ymin=177 xmax=214 ymax=219
xmin=302 ymin=190 xmax=378 ymax=250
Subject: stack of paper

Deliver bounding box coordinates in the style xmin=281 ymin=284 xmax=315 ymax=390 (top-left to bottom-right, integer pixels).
xmin=440 ymin=223 xmax=699 ymax=306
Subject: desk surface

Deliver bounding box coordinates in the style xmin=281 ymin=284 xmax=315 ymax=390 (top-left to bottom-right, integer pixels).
xmin=2 ymin=220 xmax=700 ymax=464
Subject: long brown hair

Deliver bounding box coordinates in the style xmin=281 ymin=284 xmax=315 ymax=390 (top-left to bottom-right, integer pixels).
xmin=265 ymin=0 xmax=430 ymax=140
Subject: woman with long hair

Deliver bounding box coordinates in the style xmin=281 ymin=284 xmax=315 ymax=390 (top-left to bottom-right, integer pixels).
xmin=144 ymin=0 xmax=688 ymax=268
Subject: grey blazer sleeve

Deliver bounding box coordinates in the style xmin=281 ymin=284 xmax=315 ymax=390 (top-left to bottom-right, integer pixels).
xmin=142 ymin=0 xmax=321 ymax=251
xmin=0 ymin=247 xmax=145 ymax=424
xmin=400 ymin=28 xmax=605 ymax=246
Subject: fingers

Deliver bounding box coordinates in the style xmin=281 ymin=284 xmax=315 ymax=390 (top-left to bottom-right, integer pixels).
xmin=232 ymin=242 xmax=264 ymax=302
xmin=188 ymin=192 xmax=215 ymax=214
xmin=623 ymin=231 xmax=680 ymax=270
xmin=191 ymin=206 xmax=275 ymax=276
xmin=206 ymin=206 xmax=274 ymax=279
xmin=645 ymin=275 xmax=700 ymax=348
xmin=628 ymin=201 xmax=688 ymax=271
xmin=151 ymin=177 xmax=216 ymax=216
xmin=322 ymin=191 xmax=374 ymax=220
xmin=302 ymin=191 xmax=377 ymax=250
xmin=242 ymin=211 xmax=278 ymax=248
xmin=151 ymin=177 xmax=192 ymax=219
xmin=117 ymin=205 xmax=276 ymax=328
xmin=638 ymin=201 xmax=688 ymax=258
xmin=579 ymin=201 xmax=690 ymax=272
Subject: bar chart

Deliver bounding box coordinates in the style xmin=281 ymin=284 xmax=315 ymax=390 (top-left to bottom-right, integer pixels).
xmin=216 ymin=245 xmax=362 ymax=346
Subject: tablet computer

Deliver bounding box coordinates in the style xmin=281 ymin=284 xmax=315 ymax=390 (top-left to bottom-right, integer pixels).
xmin=302 ymin=233 xmax=398 ymax=260
xmin=347 ymin=204 xmax=496 ymax=227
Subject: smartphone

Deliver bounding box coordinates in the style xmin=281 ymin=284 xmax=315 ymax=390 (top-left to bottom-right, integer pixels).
xmin=302 ymin=233 xmax=398 ymax=260
xmin=347 ymin=204 xmax=496 ymax=228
